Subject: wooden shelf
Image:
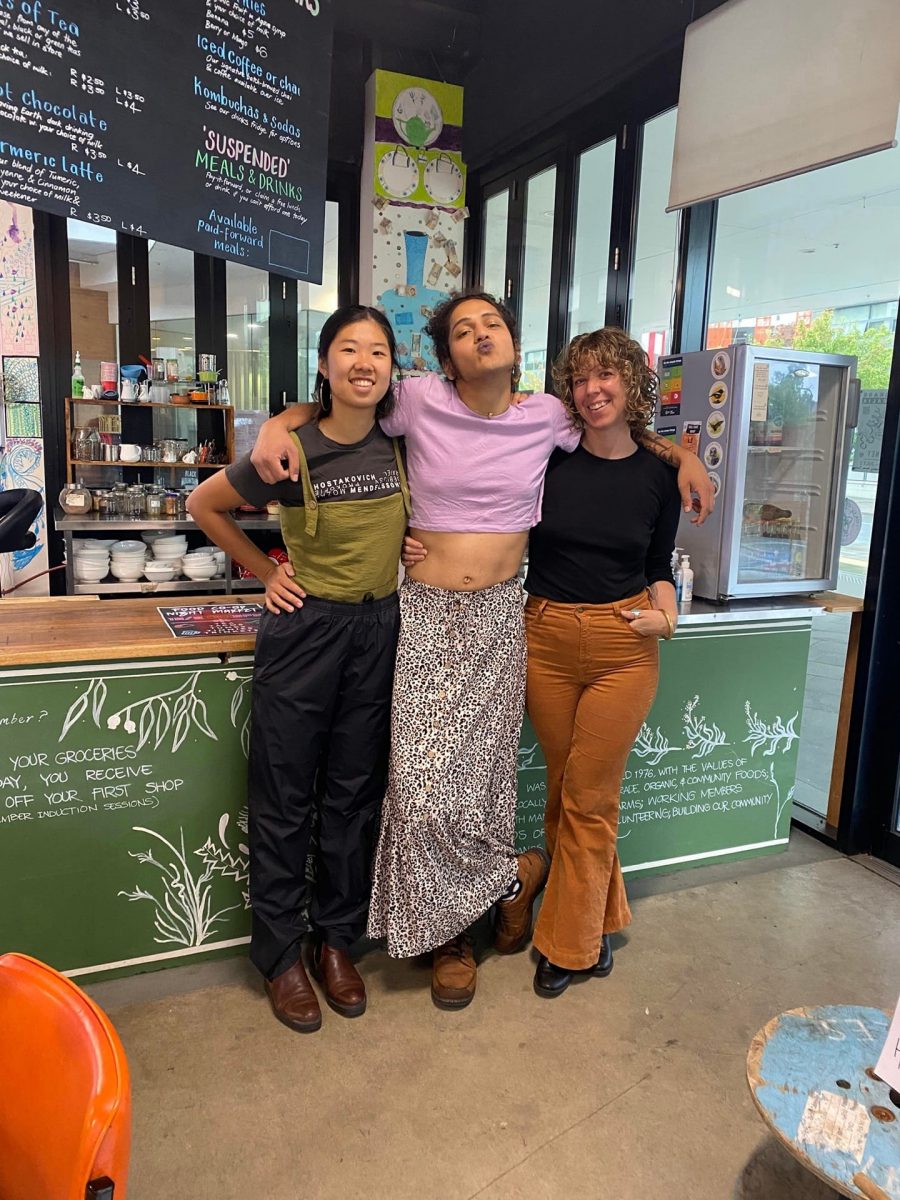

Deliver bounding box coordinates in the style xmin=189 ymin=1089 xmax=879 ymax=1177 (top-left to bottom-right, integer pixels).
xmin=70 ymin=460 xmax=225 ymax=470
xmin=68 ymin=395 xmax=232 ymax=411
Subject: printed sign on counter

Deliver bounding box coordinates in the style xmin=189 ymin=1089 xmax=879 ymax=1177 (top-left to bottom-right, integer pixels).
xmin=0 ymin=0 xmax=333 ymax=280
xmin=158 ymin=603 xmax=263 ymax=638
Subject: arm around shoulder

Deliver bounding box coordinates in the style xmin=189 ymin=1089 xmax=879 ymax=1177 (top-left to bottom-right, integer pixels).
xmin=251 ymin=403 xmax=319 ymax=484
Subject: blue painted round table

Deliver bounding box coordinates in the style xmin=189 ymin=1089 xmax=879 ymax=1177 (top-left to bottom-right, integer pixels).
xmin=747 ymin=1006 xmax=900 ymax=1199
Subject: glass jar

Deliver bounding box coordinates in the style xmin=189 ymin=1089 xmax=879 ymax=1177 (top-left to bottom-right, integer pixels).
xmin=127 ymin=486 xmax=145 ymax=519
xmin=175 ymin=489 xmax=187 ymax=517
xmin=58 ymin=481 xmax=92 ymax=515
xmin=146 ymin=492 xmax=165 ymax=519
xmin=164 ymin=491 xmax=179 ymax=518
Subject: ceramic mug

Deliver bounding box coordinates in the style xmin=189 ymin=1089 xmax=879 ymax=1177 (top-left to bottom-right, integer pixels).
xmin=90 ymin=384 xmax=103 ymax=399
xmin=119 ymin=444 xmax=141 ymax=463
xmin=120 ymin=379 xmax=137 ymax=401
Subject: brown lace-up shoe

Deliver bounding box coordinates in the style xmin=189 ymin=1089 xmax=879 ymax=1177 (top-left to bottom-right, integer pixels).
xmin=431 ymin=934 xmax=477 ymax=1009
xmin=264 ymin=958 xmax=322 ymax=1033
xmin=493 ymin=848 xmax=551 ymax=954
xmin=310 ymin=943 xmax=367 ymax=1017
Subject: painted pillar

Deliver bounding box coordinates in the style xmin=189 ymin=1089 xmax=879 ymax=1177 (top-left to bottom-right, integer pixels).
xmin=360 ymin=70 xmax=468 ymax=373
xmin=0 ymin=200 xmax=47 ymax=595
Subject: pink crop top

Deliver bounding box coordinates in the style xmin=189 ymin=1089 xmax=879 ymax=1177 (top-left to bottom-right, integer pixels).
xmin=379 ymin=374 xmax=579 ymax=532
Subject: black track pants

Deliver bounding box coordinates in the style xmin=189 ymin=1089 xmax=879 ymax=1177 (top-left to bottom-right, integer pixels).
xmin=247 ymin=592 xmax=400 ymax=979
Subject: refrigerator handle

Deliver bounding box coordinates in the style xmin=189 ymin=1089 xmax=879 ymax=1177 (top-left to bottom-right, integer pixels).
xmin=846 ymin=377 xmax=861 ymax=429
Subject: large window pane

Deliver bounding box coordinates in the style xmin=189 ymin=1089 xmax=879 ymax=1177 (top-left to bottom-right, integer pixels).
xmin=68 ymin=219 xmax=118 ymax=387
xmin=707 ymin=142 xmax=900 ymax=827
xmin=629 ymin=108 xmax=680 ymax=367
xmin=227 ymin=262 xmax=270 ymax=412
xmin=707 ymin=142 xmax=900 ymax=597
xmin=520 ymin=166 xmax=556 ymax=392
xmin=568 ymin=138 xmax=615 ymax=337
xmin=299 ymin=199 xmax=339 ymax=403
xmin=149 ymin=241 xmax=195 ymax=384
xmin=482 ymin=189 xmax=509 ymax=302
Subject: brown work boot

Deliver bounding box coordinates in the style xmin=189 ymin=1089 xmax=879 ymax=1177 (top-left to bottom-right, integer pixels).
xmin=431 ymin=934 xmax=477 ymax=1010
xmin=310 ymin=943 xmax=367 ymax=1018
xmin=264 ymin=958 xmax=322 ymax=1033
xmin=493 ymin=848 xmax=550 ymax=954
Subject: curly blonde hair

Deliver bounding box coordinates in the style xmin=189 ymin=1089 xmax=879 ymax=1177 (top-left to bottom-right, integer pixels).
xmin=552 ymin=327 xmax=659 ymax=439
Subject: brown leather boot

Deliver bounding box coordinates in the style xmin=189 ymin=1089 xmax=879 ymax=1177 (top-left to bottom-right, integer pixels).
xmin=310 ymin=943 xmax=367 ymax=1017
xmin=493 ymin=848 xmax=551 ymax=954
xmin=431 ymin=934 xmax=477 ymax=1010
xmin=264 ymin=958 xmax=322 ymax=1033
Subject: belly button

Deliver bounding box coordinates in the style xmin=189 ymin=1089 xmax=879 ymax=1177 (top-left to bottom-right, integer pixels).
xmin=463 ymin=575 xmax=472 ymax=585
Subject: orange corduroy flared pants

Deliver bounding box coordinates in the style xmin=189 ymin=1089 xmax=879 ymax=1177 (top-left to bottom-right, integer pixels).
xmin=525 ymin=590 xmax=660 ymax=970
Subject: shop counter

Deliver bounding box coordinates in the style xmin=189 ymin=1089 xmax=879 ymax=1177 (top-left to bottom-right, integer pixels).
xmin=0 ymin=594 xmax=817 ymax=981
xmin=0 ymin=595 xmax=258 ymax=980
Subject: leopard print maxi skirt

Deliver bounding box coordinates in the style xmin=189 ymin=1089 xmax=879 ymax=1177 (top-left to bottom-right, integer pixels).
xmin=367 ymin=576 xmax=525 ymax=957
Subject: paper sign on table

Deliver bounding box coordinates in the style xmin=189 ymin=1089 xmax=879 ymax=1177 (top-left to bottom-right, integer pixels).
xmin=875 ymin=992 xmax=900 ymax=1092
xmin=157 ymin=604 xmax=263 ymax=639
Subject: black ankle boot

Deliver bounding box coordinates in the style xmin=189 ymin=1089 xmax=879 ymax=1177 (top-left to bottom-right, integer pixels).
xmin=533 ymin=956 xmax=572 ymax=998
xmin=590 ymin=935 xmax=613 ymax=978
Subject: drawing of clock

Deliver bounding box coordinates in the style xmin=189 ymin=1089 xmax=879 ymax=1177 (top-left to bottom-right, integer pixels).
xmin=424 ymin=154 xmax=464 ymax=205
xmin=392 ymin=87 xmax=443 ymax=149
xmin=377 ymin=147 xmax=419 ymax=199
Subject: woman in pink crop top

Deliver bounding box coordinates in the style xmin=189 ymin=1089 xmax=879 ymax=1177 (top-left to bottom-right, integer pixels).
xmin=251 ymin=291 xmax=713 ymax=1011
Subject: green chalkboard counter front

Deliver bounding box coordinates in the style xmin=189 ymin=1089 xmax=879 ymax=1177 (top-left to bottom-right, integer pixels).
xmin=0 ymin=595 xmax=819 ymax=982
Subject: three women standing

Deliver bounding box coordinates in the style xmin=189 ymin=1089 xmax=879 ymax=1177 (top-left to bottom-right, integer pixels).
xmin=251 ymin=292 xmax=708 ymax=1012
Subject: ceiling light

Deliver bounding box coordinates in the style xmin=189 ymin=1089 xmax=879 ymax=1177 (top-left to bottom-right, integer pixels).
xmin=799 ymin=248 xmax=816 ymax=254
xmin=227 ymin=333 xmax=238 ymax=339
xmin=726 ymin=285 xmax=741 ymax=298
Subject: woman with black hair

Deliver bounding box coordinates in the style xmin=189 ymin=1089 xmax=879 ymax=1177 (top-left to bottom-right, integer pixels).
xmin=187 ymin=305 xmax=409 ymax=1033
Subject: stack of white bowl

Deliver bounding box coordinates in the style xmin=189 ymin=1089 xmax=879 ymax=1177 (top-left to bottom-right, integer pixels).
xmin=110 ymin=540 xmax=148 ymax=582
xmin=72 ymin=539 xmax=114 ymax=583
xmin=148 ymin=534 xmax=188 ymax=580
xmin=181 ymin=548 xmax=222 ymax=581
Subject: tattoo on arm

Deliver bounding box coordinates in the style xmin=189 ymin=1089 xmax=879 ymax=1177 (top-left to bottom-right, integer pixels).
xmin=639 ymin=429 xmax=680 ymax=468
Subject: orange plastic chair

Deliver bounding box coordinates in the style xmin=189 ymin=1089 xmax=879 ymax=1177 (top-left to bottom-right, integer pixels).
xmin=0 ymin=952 xmax=132 ymax=1200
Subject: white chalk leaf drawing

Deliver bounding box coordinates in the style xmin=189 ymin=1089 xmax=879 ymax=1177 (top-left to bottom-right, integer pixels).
xmin=767 ymin=763 xmax=795 ymax=837
xmin=119 ymin=825 xmax=240 ymax=947
xmin=105 ymin=672 xmax=218 ymax=754
xmin=743 ymin=702 xmax=799 ymax=757
xmin=682 ymin=695 xmax=729 ymax=759
xmin=196 ymin=809 xmax=250 ymax=909
xmin=59 ymin=677 xmax=108 ymax=742
xmin=226 ymin=670 xmax=253 ymax=758
xmin=517 ymin=743 xmax=540 ymax=771
xmin=633 ymin=723 xmax=682 ymax=766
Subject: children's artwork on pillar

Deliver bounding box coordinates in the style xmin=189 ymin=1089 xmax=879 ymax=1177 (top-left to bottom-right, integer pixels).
xmin=0 ymin=437 xmax=48 ymax=587
xmin=363 ymin=71 xmax=467 ymax=374
xmin=0 ymin=202 xmax=39 ymax=357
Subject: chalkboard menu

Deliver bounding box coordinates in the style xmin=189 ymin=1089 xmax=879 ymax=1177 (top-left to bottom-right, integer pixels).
xmin=0 ymin=0 xmax=332 ymax=280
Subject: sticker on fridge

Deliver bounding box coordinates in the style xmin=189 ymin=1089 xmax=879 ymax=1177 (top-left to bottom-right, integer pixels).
xmin=711 ymin=351 xmax=730 ymax=379
xmin=706 ymin=411 xmax=726 ymax=439
xmin=681 ymin=421 xmax=702 ymax=455
xmin=656 ymin=425 xmax=677 ymax=442
xmin=707 ymin=471 xmax=722 ymax=497
xmin=751 ymin=362 xmax=770 ymax=421
xmin=704 ymin=442 xmax=723 ymax=469
xmin=708 ymin=381 xmax=728 ymax=407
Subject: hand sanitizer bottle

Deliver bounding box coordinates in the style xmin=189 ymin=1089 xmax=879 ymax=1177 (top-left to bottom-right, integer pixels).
xmin=679 ymin=555 xmax=694 ymax=607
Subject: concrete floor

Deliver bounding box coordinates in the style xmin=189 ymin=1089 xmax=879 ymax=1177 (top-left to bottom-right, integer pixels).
xmin=87 ymin=832 xmax=900 ymax=1200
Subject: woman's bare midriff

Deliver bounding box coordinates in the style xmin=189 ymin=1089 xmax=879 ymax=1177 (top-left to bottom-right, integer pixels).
xmin=405 ymin=529 xmax=528 ymax=591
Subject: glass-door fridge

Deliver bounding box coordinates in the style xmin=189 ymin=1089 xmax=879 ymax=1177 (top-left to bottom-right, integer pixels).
xmin=655 ymin=346 xmax=860 ymax=601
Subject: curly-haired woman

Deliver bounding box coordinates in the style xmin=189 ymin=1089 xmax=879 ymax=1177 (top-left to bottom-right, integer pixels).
xmin=525 ymin=328 xmax=681 ymax=998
